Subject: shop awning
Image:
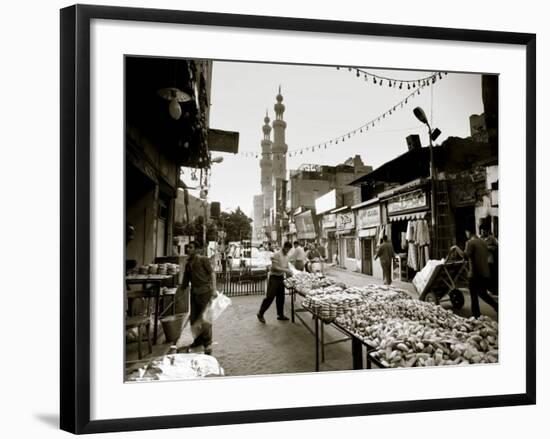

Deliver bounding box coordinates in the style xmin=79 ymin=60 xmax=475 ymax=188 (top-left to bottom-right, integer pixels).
xmin=389 ymin=211 xmax=428 ymax=222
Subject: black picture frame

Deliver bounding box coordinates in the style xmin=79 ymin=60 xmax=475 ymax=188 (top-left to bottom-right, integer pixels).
xmin=60 ymin=4 xmax=536 ymax=434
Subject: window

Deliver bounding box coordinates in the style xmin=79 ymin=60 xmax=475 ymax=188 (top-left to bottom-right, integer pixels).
xmin=346 ymin=238 xmax=356 ymax=259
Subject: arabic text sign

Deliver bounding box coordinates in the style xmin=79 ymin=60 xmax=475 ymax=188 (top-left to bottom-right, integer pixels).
xmin=336 ymin=211 xmax=355 ymax=231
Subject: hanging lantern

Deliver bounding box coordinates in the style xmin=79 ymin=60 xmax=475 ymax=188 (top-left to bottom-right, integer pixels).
xmin=380 ymin=80 xmax=383 ymax=86
xmin=157 ymin=87 xmax=192 ymax=120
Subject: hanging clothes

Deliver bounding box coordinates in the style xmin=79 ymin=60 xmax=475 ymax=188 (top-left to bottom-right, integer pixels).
xmin=407 ymin=242 xmax=418 ymax=271
xmin=406 ymin=220 xmax=415 ymax=242
xmin=401 ymin=232 xmax=407 ymax=251
xmin=417 ymin=220 xmax=430 ymax=246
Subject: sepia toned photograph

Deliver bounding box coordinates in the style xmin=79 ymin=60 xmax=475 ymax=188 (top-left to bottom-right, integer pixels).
xmin=124 ymin=56 xmax=499 ymax=382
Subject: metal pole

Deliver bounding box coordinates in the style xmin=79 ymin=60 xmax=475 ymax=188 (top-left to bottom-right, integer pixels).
xmin=427 ymin=124 xmax=437 ymax=257
xmin=203 ymin=200 xmax=207 ymax=250
xmin=427 ymin=124 xmax=436 ymax=226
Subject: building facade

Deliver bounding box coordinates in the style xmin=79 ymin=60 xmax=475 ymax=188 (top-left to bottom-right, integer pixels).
xmin=125 ymin=57 xmax=213 ymax=267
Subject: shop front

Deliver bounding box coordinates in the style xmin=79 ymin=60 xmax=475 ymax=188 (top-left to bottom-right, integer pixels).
xmin=384 ymin=188 xmax=431 ymax=281
xmin=321 ymin=213 xmax=337 ymax=264
xmin=354 ymin=201 xmax=382 ymax=279
xmin=336 ymin=209 xmax=358 ymax=272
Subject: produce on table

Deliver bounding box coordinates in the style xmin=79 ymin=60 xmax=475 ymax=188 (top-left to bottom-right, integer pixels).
xmin=287 ymin=271 xmax=499 ymax=368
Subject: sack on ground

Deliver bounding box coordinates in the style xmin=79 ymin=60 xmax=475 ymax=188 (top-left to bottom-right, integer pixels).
xmin=202 ymin=292 xmax=232 ymax=323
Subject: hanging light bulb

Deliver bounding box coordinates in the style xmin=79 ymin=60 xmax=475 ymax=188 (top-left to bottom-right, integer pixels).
xmin=364 ymin=74 xmax=368 ymax=81
xmin=158 ymin=87 xmax=191 ymax=120
xmin=389 ymin=81 xmax=392 ymax=87
xmin=336 ymin=66 xmax=340 ymax=70
xmin=408 ymin=83 xmax=411 ymax=90
xmin=399 ymin=82 xmax=403 ymax=89
xmin=380 ymin=80 xmax=383 ymax=86
xmin=413 ymin=83 xmax=416 ymax=88
xmin=356 ymin=70 xmax=360 ymax=77
xmin=169 ymin=97 xmax=182 ymax=120
xmin=373 ymin=77 xmax=377 ymax=84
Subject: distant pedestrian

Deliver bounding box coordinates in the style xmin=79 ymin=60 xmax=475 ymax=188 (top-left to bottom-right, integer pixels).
xmin=305 ymin=243 xmax=320 ymax=272
xmin=452 ymin=228 xmax=498 ymax=318
xmin=181 ymin=241 xmax=218 ymax=355
xmin=257 ymin=241 xmax=293 ymax=323
xmin=289 ymin=240 xmax=306 ymax=271
xmin=375 ymin=235 xmax=395 ymax=285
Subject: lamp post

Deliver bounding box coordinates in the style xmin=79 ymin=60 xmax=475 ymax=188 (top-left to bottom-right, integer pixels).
xmin=202 ymin=156 xmax=224 ymax=252
xmin=413 ymin=107 xmax=437 ymax=228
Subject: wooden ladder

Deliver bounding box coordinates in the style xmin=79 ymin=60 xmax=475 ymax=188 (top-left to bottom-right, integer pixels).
xmin=434 ymin=179 xmax=456 ymax=259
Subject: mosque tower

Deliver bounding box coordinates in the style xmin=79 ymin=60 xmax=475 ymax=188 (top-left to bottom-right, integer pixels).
xmin=260 ymin=111 xmax=274 ymax=220
xmin=271 ymin=86 xmax=288 ymax=181
xmin=271 ymin=87 xmax=288 ymax=245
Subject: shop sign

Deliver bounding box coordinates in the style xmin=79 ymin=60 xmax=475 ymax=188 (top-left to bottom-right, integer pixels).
xmin=336 ymin=211 xmax=355 ymax=231
xmin=387 ymin=189 xmax=427 ymax=214
xmin=322 ymin=213 xmax=336 ymax=229
xmin=296 ymin=210 xmax=316 ymax=239
xmin=315 ymin=190 xmax=336 ymax=214
xmin=357 ymin=205 xmax=380 ymax=229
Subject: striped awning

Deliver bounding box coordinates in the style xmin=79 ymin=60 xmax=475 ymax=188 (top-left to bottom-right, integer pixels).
xmin=389 ymin=210 xmax=428 ymax=222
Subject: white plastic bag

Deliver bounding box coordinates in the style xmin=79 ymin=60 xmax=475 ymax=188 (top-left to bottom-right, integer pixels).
xmin=202 ymin=292 xmax=232 ymax=323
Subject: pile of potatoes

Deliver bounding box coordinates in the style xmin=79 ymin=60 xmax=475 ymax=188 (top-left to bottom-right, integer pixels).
xmin=335 ymin=296 xmax=498 ymax=368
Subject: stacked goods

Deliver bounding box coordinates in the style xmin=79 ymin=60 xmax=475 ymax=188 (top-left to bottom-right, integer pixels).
xmin=335 ymin=298 xmax=498 ymax=368
xmin=301 ymin=284 xmax=412 ymax=321
xmin=283 ymin=271 xmax=335 ymax=292
xmin=302 ymin=289 xmax=362 ymax=320
xmin=412 ymin=259 xmax=444 ymax=294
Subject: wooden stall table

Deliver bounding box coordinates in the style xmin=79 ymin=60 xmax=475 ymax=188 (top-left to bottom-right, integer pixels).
xmin=290 ymin=287 xmax=386 ymax=371
xmin=126 ymin=274 xmax=178 ymax=345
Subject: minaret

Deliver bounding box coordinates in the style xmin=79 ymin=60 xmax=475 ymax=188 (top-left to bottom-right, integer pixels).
xmin=260 ymin=111 xmax=274 ymax=217
xmin=271 ymin=86 xmax=288 ymax=181
xmin=271 ymin=87 xmax=288 ymax=245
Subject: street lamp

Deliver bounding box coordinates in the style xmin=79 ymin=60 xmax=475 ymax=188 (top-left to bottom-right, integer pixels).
xmin=202 ymin=157 xmax=224 ymax=249
xmin=413 ymin=107 xmax=439 ymax=228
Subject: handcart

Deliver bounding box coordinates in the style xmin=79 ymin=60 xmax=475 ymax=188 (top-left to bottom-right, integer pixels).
xmin=415 ymin=248 xmax=469 ymax=310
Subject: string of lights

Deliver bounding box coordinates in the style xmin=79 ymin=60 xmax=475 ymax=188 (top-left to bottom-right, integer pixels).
xmin=339 ymin=67 xmax=447 ymax=90
xmin=233 ymin=72 xmax=446 ymax=160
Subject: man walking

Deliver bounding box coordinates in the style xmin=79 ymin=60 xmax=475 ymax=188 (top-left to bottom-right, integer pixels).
xmin=452 ymin=228 xmax=498 ymax=318
xmin=257 ymin=241 xmax=293 ymax=323
xmin=374 ymin=235 xmax=395 ymax=285
xmin=181 ymin=241 xmax=217 ymax=355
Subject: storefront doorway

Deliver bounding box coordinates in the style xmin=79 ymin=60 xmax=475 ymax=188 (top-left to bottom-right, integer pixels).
xmin=361 ymin=238 xmax=373 ymax=275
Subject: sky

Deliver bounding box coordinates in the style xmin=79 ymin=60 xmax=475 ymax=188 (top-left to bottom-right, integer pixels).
xmin=182 ymin=60 xmax=484 ymax=217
